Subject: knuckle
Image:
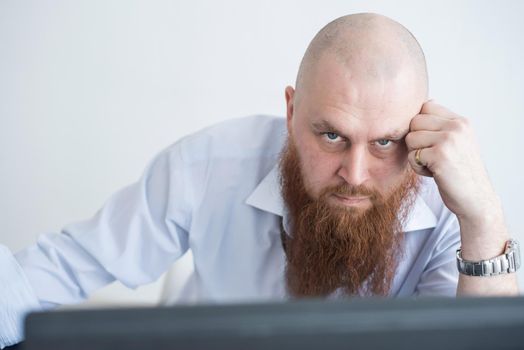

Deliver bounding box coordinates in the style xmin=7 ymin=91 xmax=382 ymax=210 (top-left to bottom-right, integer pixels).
xmin=441 ymin=132 xmax=452 ymax=143
xmin=442 ymin=132 xmax=459 ymax=149
xmin=454 ymin=117 xmax=470 ymax=131
xmin=434 ymin=145 xmax=448 ymax=160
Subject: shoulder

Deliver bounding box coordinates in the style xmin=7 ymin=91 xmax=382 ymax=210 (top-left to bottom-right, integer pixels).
xmin=166 ymin=115 xmax=287 ymax=164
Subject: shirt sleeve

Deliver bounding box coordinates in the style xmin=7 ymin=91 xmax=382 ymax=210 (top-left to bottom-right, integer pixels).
xmin=1 ymin=143 xmax=192 ymax=346
xmin=0 ymin=246 xmax=41 ymax=349
xmin=414 ymin=209 xmax=461 ymax=297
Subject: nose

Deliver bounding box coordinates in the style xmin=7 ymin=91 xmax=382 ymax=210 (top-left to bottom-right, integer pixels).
xmin=336 ymin=145 xmax=370 ymax=186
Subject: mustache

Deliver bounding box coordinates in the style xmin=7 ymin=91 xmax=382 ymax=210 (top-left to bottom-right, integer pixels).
xmin=319 ymin=182 xmax=381 ymax=202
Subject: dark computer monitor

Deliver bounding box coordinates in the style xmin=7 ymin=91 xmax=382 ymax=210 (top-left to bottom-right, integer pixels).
xmin=22 ymin=297 xmax=524 ymax=350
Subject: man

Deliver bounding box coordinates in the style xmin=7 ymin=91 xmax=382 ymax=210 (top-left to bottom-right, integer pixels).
xmin=0 ymin=13 xmax=518 ymax=348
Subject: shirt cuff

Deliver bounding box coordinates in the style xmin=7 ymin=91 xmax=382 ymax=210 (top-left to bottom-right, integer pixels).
xmin=0 ymin=245 xmax=40 ymax=349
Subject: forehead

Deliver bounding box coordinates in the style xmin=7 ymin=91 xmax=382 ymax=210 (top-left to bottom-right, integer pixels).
xmin=298 ymin=55 xmax=423 ymax=139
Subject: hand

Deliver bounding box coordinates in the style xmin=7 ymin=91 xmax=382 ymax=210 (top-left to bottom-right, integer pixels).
xmin=405 ymin=100 xmax=500 ymax=223
xmin=407 ymin=101 xmax=517 ymax=296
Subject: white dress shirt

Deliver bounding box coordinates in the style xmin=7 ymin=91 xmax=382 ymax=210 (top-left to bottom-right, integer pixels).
xmin=0 ymin=115 xmax=461 ymax=348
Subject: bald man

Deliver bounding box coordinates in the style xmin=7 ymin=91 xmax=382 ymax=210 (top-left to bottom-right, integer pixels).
xmin=0 ymin=13 xmax=519 ymax=348
xmin=282 ymin=13 xmax=518 ymax=297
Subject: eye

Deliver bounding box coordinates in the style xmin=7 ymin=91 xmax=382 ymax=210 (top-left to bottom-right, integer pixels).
xmin=376 ymin=139 xmax=391 ymax=147
xmin=322 ymin=132 xmax=343 ymax=143
xmin=373 ymin=139 xmax=398 ymax=151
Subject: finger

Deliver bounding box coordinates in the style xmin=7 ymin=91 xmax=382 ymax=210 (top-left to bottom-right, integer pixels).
xmin=409 ymin=113 xmax=449 ymax=132
xmin=405 ymin=130 xmax=443 ymax=152
xmin=420 ymin=100 xmax=458 ymax=119
xmin=407 ymin=148 xmax=433 ymax=178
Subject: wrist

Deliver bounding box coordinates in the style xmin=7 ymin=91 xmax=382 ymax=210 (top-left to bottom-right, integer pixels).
xmin=457 ymin=194 xmax=504 ymax=227
xmin=457 ymin=239 xmax=521 ymax=278
xmin=457 ymin=204 xmax=509 ymax=261
xmin=459 ymin=237 xmax=508 ymax=261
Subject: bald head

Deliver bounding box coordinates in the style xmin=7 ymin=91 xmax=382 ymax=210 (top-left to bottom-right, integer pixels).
xmin=295 ymin=13 xmax=428 ymax=101
xmin=283 ymin=13 xmax=429 ymax=232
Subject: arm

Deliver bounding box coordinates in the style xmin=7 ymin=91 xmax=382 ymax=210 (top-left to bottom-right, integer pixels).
xmin=1 ymin=143 xmax=192 ymax=347
xmin=0 ymin=246 xmax=40 ymax=349
xmin=406 ymin=100 xmax=518 ymax=296
xmin=456 ymin=201 xmax=518 ymax=295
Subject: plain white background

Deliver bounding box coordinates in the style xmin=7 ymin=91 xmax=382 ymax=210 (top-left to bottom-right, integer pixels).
xmin=1 ymin=0 xmax=523 ymax=305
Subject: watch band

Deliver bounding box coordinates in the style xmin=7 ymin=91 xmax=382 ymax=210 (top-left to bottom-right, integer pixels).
xmin=456 ymin=239 xmax=521 ymax=277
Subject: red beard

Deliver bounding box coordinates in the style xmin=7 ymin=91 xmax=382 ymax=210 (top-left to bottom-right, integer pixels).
xmin=279 ymin=137 xmax=420 ymax=297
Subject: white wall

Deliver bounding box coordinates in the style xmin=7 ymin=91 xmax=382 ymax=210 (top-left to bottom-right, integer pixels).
xmin=1 ymin=0 xmax=523 ymax=305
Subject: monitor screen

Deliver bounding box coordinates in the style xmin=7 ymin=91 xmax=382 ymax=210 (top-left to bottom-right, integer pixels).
xmin=23 ymin=297 xmax=524 ymax=350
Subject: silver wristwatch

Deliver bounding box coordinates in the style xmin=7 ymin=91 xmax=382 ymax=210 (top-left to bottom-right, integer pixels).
xmin=456 ymin=239 xmax=521 ymax=276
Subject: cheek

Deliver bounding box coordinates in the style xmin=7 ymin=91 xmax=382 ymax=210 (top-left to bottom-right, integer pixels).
xmin=369 ymin=149 xmax=410 ymax=191
xmin=296 ymin=137 xmax=341 ymax=197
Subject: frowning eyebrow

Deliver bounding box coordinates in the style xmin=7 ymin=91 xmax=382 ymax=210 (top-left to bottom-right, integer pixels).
xmin=311 ymin=120 xmax=344 ymax=135
xmin=311 ymin=120 xmax=408 ymax=140
xmin=382 ymin=128 xmax=409 ymax=140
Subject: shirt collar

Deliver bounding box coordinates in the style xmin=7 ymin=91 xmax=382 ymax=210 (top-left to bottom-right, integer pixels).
xmin=245 ymin=163 xmax=285 ymax=217
xmin=245 ymin=164 xmax=437 ymax=233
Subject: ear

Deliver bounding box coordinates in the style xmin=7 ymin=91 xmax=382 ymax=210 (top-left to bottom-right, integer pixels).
xmin=284 ymin=86 xmax=295 ymax=132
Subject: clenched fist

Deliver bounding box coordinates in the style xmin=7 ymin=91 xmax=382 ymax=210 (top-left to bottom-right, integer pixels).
xmin=405 ymin=100 xmax=499 ymax=224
